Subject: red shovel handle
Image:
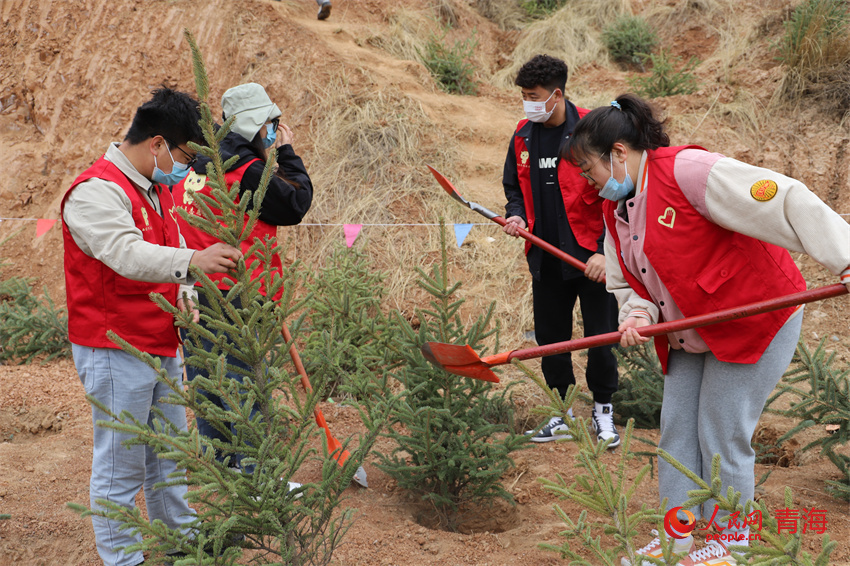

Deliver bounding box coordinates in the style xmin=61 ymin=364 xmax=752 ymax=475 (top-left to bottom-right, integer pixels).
xmin=484 ymin=283 xmax=848 ymax=365
xmin=490 ymin=215 xmax=591 ymax=274
xmin=282 ymin=323 xmax=349 ymax=463
xmin=425 ymin=164 xmax=597 ymax=279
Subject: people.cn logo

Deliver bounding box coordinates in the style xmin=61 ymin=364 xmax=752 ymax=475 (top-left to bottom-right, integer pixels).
xmin=663 ymin=507 xmax=697 ymax=539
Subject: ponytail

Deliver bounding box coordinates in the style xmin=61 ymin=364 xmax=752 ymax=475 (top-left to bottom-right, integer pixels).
xmin=564 ymin=93 xmax=669 ymax=164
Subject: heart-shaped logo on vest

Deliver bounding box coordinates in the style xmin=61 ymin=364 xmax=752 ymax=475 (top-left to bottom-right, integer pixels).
xmin=658 ymin=207 xmax=676 ymax=229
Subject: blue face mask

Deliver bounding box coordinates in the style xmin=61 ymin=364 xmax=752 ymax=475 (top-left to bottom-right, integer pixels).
xmin=151 ymin=143 xmax=190 ymax=186
xmin=598 ymin=153 xmax=634 ymax=201
xmin=263 ymin=123 xmax=277 ymax=148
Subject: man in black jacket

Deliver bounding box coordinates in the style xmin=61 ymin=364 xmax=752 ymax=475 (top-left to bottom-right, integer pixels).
xmin=502 ymin=55 xmax=620 ymax=447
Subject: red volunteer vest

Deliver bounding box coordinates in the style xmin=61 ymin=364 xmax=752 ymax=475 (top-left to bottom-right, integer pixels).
xmin=514 ymin=109 xmax=604 ymax=254
xmin=603 ymin=146 xmax=805 ymax=372
xmin=173 ymin=159 xmax=283 ymax=299
xmin=61 ymin=157 xmax=181 ymax=356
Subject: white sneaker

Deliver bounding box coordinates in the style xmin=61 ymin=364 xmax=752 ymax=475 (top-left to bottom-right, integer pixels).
xmin=680 ymin=541 xmax=736 ymax=566
xmin=525 ymin=416 xmax=572 ymax=442
xmin=286 ymin=480 xmax=303 ymax=499
xmin=592 ymin=402 xmax=621 ymax=448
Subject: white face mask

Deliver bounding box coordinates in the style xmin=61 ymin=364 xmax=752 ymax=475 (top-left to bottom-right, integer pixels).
xmin=522 ymin=90 xmax=556 ymax=123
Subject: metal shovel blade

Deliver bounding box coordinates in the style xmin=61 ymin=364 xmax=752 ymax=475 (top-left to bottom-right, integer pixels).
xmin=422 ymin=342 xmax=481 ymax=366
xmin=426 ymin=164 xmax=469 ymax=206
xmin=440 ymin=363 xmax=500 ymax=383
xmin=421 ymin=342 xmax=501 ymax=382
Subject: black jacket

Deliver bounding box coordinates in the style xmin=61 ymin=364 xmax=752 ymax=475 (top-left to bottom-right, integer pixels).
xmin=192 ymin=131 xmax=313 ymax=226
xmin=502 ymin=102 xmax=604 ymax=281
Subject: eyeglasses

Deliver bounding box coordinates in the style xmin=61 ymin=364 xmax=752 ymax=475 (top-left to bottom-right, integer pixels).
xmin=165 ymin=138 xmax=198 ymax=167
xmin=579 ymin=152 xmax=605 ymax=181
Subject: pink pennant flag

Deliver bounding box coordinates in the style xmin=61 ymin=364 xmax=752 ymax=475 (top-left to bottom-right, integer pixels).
xmin=36 ymin=219 xmax=58 ymax=238
xmin=343 ymin=224 xmax=363 ymax=248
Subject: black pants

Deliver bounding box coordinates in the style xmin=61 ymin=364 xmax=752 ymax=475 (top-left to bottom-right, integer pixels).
xmin=531 ymin=267 xmax=619 ymax=404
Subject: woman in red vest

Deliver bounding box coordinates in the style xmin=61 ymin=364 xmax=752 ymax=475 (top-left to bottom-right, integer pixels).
xmin=565 ymin=94 xmax=850 ymax=566
xmin=173 ymin=83 xmax=313 ymax=478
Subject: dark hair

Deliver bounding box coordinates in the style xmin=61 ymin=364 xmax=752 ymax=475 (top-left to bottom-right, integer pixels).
xmin=248 ymin=129 xmax=269 ymax=162
xmin=515 ymin=54 xmax=568 ymax=93
xmin=124 ymin=87 xmax=203 ymax=146
xmin=564 ymin=93 xmax=669 ymax=164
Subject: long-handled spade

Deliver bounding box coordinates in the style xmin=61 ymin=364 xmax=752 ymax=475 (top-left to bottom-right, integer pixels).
xmin=426 ymin=164 xmax=597 ymax=277
xmin=282 ymin=323 xmax=368 ymax=488
xmin=421 ymin=284 xmax=848 ymax=382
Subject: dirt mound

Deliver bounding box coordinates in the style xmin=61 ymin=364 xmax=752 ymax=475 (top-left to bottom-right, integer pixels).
xmin=0 ymin=406 xmax=64 ymax=442
xmin=753 ymin=423 xmax=800 ymax=467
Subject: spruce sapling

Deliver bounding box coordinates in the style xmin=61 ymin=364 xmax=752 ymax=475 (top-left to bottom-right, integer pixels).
xmin=374 ymin=220 xmax=527 ymax=532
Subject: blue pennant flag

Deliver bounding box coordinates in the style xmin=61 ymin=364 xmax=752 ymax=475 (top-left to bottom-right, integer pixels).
xmin=454 ymin=223 xmax=473 ymax=248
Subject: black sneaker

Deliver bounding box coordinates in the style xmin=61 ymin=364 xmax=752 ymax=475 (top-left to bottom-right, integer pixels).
xmin=317 ymin=1 xmax=331 ymax=20
xmin=592 ymin=403 xmax=620 ymax=448
xmin=525 ymin=416 xmax=572 ymax=442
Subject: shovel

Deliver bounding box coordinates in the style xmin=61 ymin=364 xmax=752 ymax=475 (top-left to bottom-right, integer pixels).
xmin=426 ymin=164 xmax=597 ymax=277
xmin=421 ymin=283 xmax=848 ymax=382
xmin=282 ymin=323 xmax=368 ymax=488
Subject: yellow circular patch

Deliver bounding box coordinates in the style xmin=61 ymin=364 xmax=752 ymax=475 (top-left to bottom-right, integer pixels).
xmin=750 ymin=179 xmax=778 ymax=202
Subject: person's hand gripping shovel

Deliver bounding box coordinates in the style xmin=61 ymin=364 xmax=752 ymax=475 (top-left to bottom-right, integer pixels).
xmin=421 ymin=284 xmax=848 ymax=382
xmin=282 ymin=323 xmax=368 ymax=488
xmin=426 ymin=164 xmax=602 ymax=281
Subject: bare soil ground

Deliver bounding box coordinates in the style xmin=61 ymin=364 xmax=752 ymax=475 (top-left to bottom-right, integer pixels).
xmin=1 ymin=361 xmax=849 ymax=565
xmin=1 ymin=0 xmax=849 ymax=565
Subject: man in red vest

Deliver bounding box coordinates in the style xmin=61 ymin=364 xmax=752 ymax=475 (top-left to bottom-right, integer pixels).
xmin=502 ymin=55 xmax=620 ymax=447
xmin=62 ymin=88 xmax=242 ymax=566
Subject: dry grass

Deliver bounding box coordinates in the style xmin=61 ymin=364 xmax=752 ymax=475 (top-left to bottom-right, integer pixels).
xmin=431 ymin=0 xmax=460 ymax=28
xmin=772 ymin=48 xmax=850 ymax=120
xmin=567 ymin=86 xmax=627 ymax=113
xmin=707 ymin=90 xmax=765 ymax=145
xmin=490 ymin=0 xmax=631 ymax=88
xmin=364 ymin=8 xmax=437 ymax=62
xmin=472 ymin=0 xmax=528 ymax=30
xmin=697 ymin=2 xmax=758 ymax=83
xmin=641 ymin=0 xmax=732 ymax=42
xmin=286 ymin=69 xmax=538 ymax=349
xmin=772 ymin=0 xmax=850 ymax=119
xmin=663 ymin=88 xmax=766 ymax=152
xmin=799 ymin=64 xmax=850 ymax=124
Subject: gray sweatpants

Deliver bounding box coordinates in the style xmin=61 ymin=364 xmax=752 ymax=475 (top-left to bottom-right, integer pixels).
xmin=658 ymin=311 xmax=802 ymax=532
